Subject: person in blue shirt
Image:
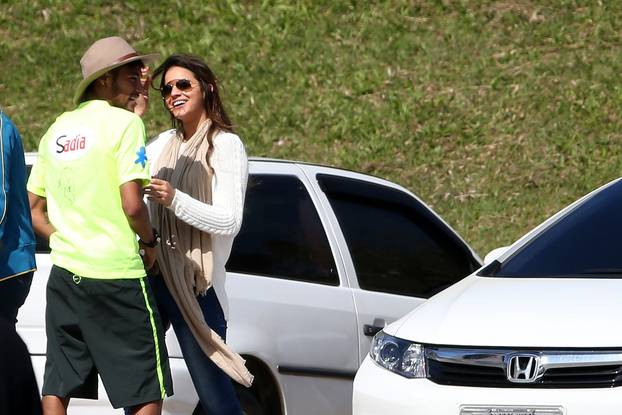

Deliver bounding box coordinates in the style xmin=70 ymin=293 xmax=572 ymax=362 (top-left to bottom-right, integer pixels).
xmin=0 ymin=110 xmax=36 ymax=325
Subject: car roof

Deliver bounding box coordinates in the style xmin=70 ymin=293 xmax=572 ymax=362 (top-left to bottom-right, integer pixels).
xmin=24 ymin=151 xmax=392 ymax=187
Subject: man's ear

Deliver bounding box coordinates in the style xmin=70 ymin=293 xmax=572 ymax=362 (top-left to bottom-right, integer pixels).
xmin=100 ymin=72 xmax=112 ymax=87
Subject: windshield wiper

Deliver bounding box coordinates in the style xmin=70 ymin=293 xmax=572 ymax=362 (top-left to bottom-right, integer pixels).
xmin=477 ymin=260 xmax=501 ymax=277
xmin=578 ymin=268 xmax=622 ymax=275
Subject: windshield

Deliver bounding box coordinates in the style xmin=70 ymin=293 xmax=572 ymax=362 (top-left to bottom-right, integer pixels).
xmin=483 ymin=179 xmax=622 ymax=278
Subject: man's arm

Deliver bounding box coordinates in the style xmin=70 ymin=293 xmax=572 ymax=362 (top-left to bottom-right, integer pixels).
xmin=120 ymin=180 xmax=156 ymax=269
xmin=28 ymin=192 xmax=55 ymax=240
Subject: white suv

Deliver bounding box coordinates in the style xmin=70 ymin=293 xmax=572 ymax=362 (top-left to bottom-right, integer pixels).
xmin=353 ymin=177 xmax=622 ymax=415
xmin=19 ymin=153 xmax=480 ymax=415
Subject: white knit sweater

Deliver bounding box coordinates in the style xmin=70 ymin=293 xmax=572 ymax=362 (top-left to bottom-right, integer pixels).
xmin=146 ymin=129 xmax=249 ymax=320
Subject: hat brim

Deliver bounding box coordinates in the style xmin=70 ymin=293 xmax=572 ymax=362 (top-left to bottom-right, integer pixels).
xmin=73 ymin=53 xmax=159 ymax=105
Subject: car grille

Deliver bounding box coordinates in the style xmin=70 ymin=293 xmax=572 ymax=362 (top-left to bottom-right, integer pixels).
xmin=426 ymin=346 xmax=622 ymax=388
xmin=543 ymin=365 xmax=622 ymax=387
xmin=428 ymin=359 xmax=507 ymax=387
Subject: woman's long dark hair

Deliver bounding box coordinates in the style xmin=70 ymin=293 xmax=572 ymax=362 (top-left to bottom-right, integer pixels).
xmin=152 ymin=54 xmax=233 ymax=168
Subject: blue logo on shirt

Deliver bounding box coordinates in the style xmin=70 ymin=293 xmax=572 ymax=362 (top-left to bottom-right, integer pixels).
xmin=135 ymin=146 xmax=148 ymax=168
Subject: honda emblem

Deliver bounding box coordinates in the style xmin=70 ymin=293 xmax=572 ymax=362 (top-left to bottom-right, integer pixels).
xmin=506 ymin=354 xmax=542 ymax=383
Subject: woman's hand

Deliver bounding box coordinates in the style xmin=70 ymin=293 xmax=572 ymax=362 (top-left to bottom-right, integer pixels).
xmin=134 ymin=66 xmax=151 ymax=118
xmin=145 ymin=178 xmax=176 ymax=207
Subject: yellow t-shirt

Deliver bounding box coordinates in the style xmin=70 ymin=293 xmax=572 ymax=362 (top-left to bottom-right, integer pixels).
xmin=27 ymin=100 xmax=150 ymax=279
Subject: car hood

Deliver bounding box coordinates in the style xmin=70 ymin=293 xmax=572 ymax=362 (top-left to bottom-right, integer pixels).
xmin=388 ymin=275 xmax=622 ymax=348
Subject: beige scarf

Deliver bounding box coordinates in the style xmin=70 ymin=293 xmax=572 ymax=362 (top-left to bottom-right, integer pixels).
xmin=150 ymin=119 xmax=253 ymax=387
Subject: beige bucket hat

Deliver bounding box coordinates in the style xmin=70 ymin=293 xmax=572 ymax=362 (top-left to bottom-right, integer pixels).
xmin=73 ymin=36 xmax=159 ymax=105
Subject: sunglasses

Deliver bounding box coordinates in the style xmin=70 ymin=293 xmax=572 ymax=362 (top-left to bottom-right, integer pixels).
xmin=160 ymin=79 xmax=196 ymax=98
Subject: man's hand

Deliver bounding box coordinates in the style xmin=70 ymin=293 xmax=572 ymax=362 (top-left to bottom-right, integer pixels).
xmin=120 ymin=180 xmax=156 ymax=267
xmin=139 ymin=245 xmax=156 ymax=271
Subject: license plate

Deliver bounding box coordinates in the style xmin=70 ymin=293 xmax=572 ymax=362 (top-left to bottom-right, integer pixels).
xmin=460 ymin=405 xmax=564 ymax=415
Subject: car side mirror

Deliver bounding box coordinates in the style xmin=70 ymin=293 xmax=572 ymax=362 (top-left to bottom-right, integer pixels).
xmin=483 ymin=246 xmax=509 ymax=265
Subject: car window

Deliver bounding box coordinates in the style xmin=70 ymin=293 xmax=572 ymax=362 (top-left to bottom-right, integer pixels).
xmin=485 ymin=179 xmax=622 ymax=278
xmin=227 ymin=174 xmax=339 ymax=285
xmin=317 ymin=174 xmax=480 ymax=298
xmin=25 ymin=164 xmax=51 ymax=254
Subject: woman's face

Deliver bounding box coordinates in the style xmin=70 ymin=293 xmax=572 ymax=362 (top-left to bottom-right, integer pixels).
xmin=162 ymin=66 xmax=206 ymax=126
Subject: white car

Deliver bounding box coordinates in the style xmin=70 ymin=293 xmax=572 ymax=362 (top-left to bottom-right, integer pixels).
xmin=19 ymin=153 xmax=480 ymax=415
xmin=353 ymin=177 xmax=622 ymax=415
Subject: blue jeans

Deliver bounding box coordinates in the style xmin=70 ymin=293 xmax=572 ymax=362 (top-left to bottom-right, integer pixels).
xmin=149 ymin=275 xmax=242 ymax=415
xmin=0 ymin=272 xmax=33 ymax=324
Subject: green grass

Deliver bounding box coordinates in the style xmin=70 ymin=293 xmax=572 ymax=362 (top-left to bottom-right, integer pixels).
xmin=2 ymin=0 xmax=622 ymax=255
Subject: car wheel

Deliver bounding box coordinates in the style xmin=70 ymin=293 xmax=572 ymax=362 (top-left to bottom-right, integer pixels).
xmin=191 ymin=386 xmax=264 ymax=415
xmin=236 ymin=385 xmax=264 ymax=415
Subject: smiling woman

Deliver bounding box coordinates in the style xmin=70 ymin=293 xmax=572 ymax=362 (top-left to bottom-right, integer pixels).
xmin=146 ymin=54 xmax=252 ymax=415
xmin=160 ymin=68 xmax=205 ymax=131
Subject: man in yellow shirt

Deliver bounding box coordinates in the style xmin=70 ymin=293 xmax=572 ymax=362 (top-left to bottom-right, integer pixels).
xmin=27 ymin=37 xmax=172 ymax=415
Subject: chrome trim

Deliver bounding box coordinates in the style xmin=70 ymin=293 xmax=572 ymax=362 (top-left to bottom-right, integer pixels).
xmin=427 ymin=347 xmax=507 ymax=368
xmin=460 ymin=405 xmax=564 ymax=415
xmin=427 ymin=346 xmax=622 ymax=370
xmin=541 ymin=352 xmax=622 ymax=368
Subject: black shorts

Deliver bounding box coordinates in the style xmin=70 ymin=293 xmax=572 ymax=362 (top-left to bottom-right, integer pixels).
xmin=42 ymin=265 xmax=173 ymax=408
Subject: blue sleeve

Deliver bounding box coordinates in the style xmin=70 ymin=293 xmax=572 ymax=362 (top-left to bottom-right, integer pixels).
xmin=0 ymin=113 xmax=18 ymax=240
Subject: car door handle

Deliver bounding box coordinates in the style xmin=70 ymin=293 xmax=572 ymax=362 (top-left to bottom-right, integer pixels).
xmin=363 ymin=324 xmax=383 ymax=337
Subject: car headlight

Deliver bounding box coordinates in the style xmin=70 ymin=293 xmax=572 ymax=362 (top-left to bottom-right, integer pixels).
xmin=369 ymin=331 xmax=427 ymax=378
